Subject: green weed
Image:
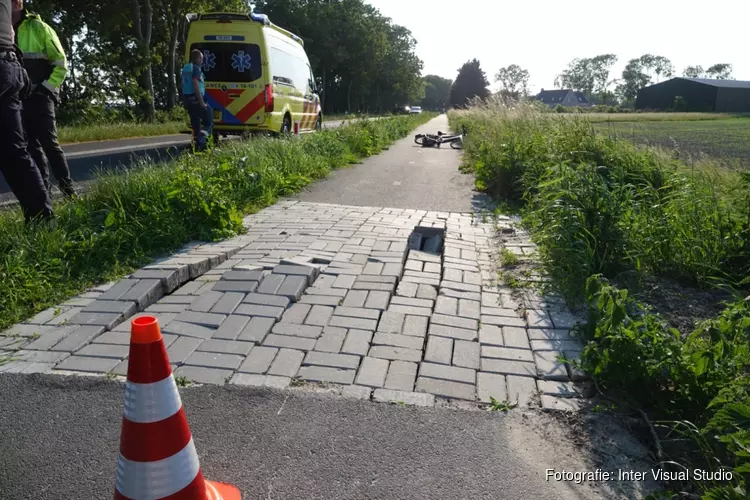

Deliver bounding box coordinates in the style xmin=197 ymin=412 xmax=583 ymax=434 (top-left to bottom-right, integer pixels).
xmin=487 ymin=396 xmax=517 ymax=412
xmin=500 ymin=248 xmax=519 ymax=267
xmin=0 ymin=114 xmax=434 ymax=331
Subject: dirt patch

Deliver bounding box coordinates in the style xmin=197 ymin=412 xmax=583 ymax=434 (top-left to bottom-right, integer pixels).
xmin=505 ymin=408 xmax=662 ymax=499
xmin=625 ymin=275 xmax=737 ymax=336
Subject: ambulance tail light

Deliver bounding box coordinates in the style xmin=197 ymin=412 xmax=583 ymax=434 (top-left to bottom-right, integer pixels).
xmin=264 ymin=84 xmax=274 ymax=112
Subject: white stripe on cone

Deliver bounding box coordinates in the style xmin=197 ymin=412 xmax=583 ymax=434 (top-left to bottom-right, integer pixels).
xmin=115 ymin=438 xmax=201 ymax=499
xmin=123 ymin=375 xmax=183 ymax=423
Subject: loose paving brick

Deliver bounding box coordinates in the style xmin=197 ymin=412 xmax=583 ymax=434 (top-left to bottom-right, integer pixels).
xmin=377 ymin=311 xmax=405 ymax=334
xmin=210 ymin=292 xmax=245 ymax=315
xmin=334 ymin=306 xmax=380 ymax=321
xmin=54 ymin=355 xmax=120 ymax=373
xmin=341 ymin=385 xmax=372 ymax=400
xmin=231 ymin=373 xmax=291 ymax=389
xmin=234 ymin=304 xmax=285 ymax=321
xmin=435 ymin=295 xmax=458 ymax=315
xmin=305 ymin=286 xmax=348 ymax=298
xmin=189 ymin=291 xmax=224 ymax=313
xmin=146 ymin=303 xmax=188 ymax=314
xmin=272 ymin=323 xmax=323 ymax=339
xmin=368 ymin=345 xmax=422 ymax=362
xmin=263 ymin=334 xmax=316 ymax=351
xmin=343 ymin=290 xmax=367 ymax=308
xmin=302 ymin=305 xmax=332 ymax=326
xmin=212 ymin=315 xmax=252 ymax=341
xmin=430 ymin=313 xmax=477 ymax=331
xmin=537 ymin=379 xmax=583 ymax=398
xmin=298 ymin=365 xmax=356 ymax=384
xmin=238 ymin=346 xmax=278 ymax=373
xmin=304 ymin=351 xmax=360 ymax=370
xmin=329 ymin=315 xmax=378 ymax=331
xmin=173 ymin=366 xmax=233 ymax=385
xmin=23 ymin=326 xmax=78 ymax=351
xmin=477 ymin=372 xmax=507 ymax=403
xmin=177 ymin=311 xmax=226 ymax=329
xmin=341 ymin=329 xmax=372 ymax=356
xmin=82 ymin=300 xmax=137 ymax=316
xmin=184 ymin=351 xmax=244 ymax=370
xmin=478 ymin=325 xmax=504 ymax=346
xmin=419 ymin=362 xmax=475 ymax=384
xmin=541 ymin=394 xmax=581 ymax=412
xmin=131 ymin=269 xmax=183 ymax=293
xmin=527 ymin=328 xmax=575 ymax=341
xmin=390 ymin=296 xmax=434 ymax=309
xmin=416 ymin=285 xmax=438 ymax=301
xmin=166 ymin=337 xmax=203 ymax=364
xmin=364 ymin=291 xmax=390 ymax=310
xmin=480 ymin=358 xmax=536 ymax=378
xmin=212 ymin=281 xmax=259 ymax=293
xmin=372 ymin=332 xmax=424 ymax=350
xmin=452 ymin=340 xmax=480 ymax=369
xmin=218 ymin=270 xmax=265 ymax=282
xmin=428 ymin=324 xmax=477 ymax=342
xmin=458 ymin=300 xmax=480 ymax=320
xmin=482 ymin=346 xmax=534 ymax=363
xmin=530 ymin=339 xmax=582 ymax=352
xmin=384 ymin=361 xmax=417 ymax=391
xmin=163 ymin=321 xmax=215 ymax=340
xmin=276 ymin=276 xmax=307 ymax=302
xmin=98 ymin=279 xmax=138 ymax=301
xmin=507 ymin=375 xmax=539 ymax=407
xmin=481 ymin=315 xmax=526 ymax=328
xmin=416 ymin=377 xmax=475 ymax=401
xmin=425 ymin=336 xmax=452 ymax=364
xmin=503 ymin=327 xmax=531 ymax=349
xmin=50 ymin=326 xmax=105 ymax=352
xmin=267 ymin=348 xmax=304 ymax=377
xmin=388 ymin=305 xmax=432 ymax=317
xmin=120 ymin=279 xmax=164 ymax=309
xmin=7 ymin=350 xmax=70 ymax=363
xmin=159 ymin=296 xmax=195 ymax=305
xmin=395 ymin=281 xmax=418 ymax=297
xmin=255 ymin=274 xmax=285 ymax=295
xmin=242 ymin=293 xmax=291 ymax=308
xmin=315 ymin=327 xmax=347 ymax=352
xmin=272 ymin=265 xmax=318 ymax=286
xmin=352 ymin=281 xmax=395 ymax=293
xmin=440 ymin=281 xmax=481 ymax=294
xmin=373 ymin=388 xmax=434 ymax=407
xmin=401 ymin=315 xmax=427 ymax=337
xmin=299 ymin=294 xmax=342 ymax=307
xmin=355 ymin=356 xmax=389 ymax=387
xmin=197 ymin=339 xmax=254 ymax=356
xmin=439 ymin=288 xmax=481 ymax=302
xmin=75 ymin=344 xmax=130 ymax=359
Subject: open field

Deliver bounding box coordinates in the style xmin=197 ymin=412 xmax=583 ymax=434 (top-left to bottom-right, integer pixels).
xmin=450 ymin=100 xmax=749 ymax=499
xmin=572 ymin=112 xmax=750 ymax=122
xmin=594 ymin=117 xmax=750 ymax=167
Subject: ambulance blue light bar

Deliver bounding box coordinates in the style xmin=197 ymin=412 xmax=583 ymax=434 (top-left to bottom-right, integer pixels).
xmin=250 ymin=12 xmax=271 ymax=25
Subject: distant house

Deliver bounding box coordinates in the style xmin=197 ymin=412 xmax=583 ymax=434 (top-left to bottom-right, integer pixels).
xmin=636 ymin=77 xmax=750 ymax=112
xmin=536 ymin=89 xmax=591 ymax=108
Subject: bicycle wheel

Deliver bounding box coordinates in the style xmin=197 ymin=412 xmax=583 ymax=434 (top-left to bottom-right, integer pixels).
xmin=450 ymin=138 xmax=463 ymax=149
xmin=414 ymin=134 xmax=425 ymax=145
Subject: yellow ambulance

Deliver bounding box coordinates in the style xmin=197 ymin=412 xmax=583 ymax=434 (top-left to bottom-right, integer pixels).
xmin=183 ymin=11 xmax=322 ymax=138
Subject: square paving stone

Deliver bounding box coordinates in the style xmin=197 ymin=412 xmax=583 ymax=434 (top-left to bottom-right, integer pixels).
xmin=276 ymin=275 xmax=308 ymax=302
xmin=477 ymin=373 xmax=508 ymax=403
xmin=315 ymin=327 xmax=347 ymax=353
xmin=384 ymin=361 xmax=418 ymax=392
xmin=377 ymin=311 xmax=405 ymax=334
xmin=257 ymin=274 xmax=285 ymax=294
xmin=402 ymin=316 xmax=428 ymax=337
xmin=355 ymin=357 xmax=389 ymax=388
xmin=452 ymin=340 xmax=480 ymax=369
xmin=98 ymin=279 xmax=139 ymax=301
xmin=343 ymin=290 xmax=368 ymax=308
xmin=167 ymin=337 xmax=204 ymax=363
xmin=267 ymin=348 xmax=304 ymax=377
xmin=341 ymin=329 xmax=373 ymax=356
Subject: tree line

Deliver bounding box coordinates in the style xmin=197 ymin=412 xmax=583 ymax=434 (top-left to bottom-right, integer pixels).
xmin=24 ymin=0 xmax=425 ymax=123
xmin=419 ymin=55 xmax=736 ymax=111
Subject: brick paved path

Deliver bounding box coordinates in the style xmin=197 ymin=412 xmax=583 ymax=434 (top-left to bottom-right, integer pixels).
xmin=1 ymin=201 xmax=586 ymax=410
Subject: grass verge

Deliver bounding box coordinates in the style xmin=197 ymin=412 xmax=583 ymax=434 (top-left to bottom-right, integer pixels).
xmin=451 ymin=98 xmax=749 ymax=499
xmin=0 ymin=113 xmax=435 ymax=331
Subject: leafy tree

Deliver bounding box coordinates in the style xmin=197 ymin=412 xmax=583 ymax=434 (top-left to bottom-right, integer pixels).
xmin=683 ymin=65 xmax=706 ymax=78
xmin=449 ymin=59 xmax=489 ymax=108
xmin=494 ymin=64 xmax=529 ymax=98
xmin=707 ymin=63 xmax=733 ymax=79
xmin=421 ymin=75 xmax=452 ymax=111
xmin=615 ymin=54 xmax=673 ymax=106
xmin=554 ymin=54 xmax=617 ymax=102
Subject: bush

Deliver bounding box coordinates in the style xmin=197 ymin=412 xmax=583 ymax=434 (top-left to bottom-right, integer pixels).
xmin=0 ymin=113 xmax=434 ymax=330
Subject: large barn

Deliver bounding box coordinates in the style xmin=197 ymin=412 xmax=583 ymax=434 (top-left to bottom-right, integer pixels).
xmin=636 ymin=77 xmax=750 ymax=112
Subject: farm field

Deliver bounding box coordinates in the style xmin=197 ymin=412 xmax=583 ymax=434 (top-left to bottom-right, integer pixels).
xmin=592 ymin=116 xmax=750 ymax=167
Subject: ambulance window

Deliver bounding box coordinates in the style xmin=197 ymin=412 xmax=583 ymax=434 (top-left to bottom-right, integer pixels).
xmin=270 ymin=46 xmax=309 ymax=95
xmin=189 ymin=42 xmax=262 ymax=82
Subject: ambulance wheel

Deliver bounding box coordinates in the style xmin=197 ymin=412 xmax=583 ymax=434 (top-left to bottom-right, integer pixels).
xmin=315 ymin=114 xmax=322 ymax=132
xmin=281 ymin=114 xmax=292 ymax=135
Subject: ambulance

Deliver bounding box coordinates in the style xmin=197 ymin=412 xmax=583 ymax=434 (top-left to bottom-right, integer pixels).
xmin=183 ymin=11 xmax=323 ymax=139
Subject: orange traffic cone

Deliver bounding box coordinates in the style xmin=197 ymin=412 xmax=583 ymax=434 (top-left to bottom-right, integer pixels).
xmin=113 ymin=315 xmax=241 ymax=500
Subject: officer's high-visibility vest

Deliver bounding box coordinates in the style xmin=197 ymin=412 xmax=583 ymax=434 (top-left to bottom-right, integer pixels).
xmin=14 ymin=10 xmax=68 ymax=96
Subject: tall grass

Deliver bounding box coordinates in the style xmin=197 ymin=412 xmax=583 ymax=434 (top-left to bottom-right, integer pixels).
xmin=451 ymin=98 xmax=749 ymax=498
xmin=0 ymin=113 xmax=434 ymax=331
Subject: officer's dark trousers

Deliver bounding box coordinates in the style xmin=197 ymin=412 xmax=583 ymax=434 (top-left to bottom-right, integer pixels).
xmin=0 ymin=52 xmax=53 ymax=222
xmin=185 ymin=94 xmax=213 ymax=147
xmin=23 ymin=92 xmax=75 ymax=197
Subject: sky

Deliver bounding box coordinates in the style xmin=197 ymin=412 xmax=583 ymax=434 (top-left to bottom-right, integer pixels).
xmin=365 ymin=0 xmax=750 ymax=93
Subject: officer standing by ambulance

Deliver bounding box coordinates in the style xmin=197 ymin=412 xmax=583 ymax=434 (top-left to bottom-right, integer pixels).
xmin=12 ymin=0 xmax=76 ymax=198
xmin=182 ymin=49 xmax=213 ymax=151
xmin=0 ymin=0 xmax=53 ymax=222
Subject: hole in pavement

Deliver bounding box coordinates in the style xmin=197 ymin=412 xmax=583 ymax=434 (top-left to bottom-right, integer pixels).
xmin=311 ymin=257 xmax=331 ymax=265
xmin=408 ymin=226 xmax=445 ymax=255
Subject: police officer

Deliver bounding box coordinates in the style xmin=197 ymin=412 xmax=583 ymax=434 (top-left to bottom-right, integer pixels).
xmin=12 ymin=0 xmax=76 ymax=198
xmin=0 ymin=0 xmax=53 ymax=222
xmin=181 ymin=49 xmax=213 ymax=151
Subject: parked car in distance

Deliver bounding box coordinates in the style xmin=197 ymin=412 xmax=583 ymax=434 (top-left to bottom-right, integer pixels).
xmin=410 ymin=106 xmax=422 ymax=114
xmin=392 ymin=105 xmax=411 ymax=115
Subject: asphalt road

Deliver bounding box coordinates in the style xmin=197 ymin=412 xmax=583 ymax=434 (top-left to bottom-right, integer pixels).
xmin=0 ymin=373 xmax=611 ymax=500
xmin=296 ymin=115 xmax=485 ymax=212
xmin=0 ymin=118 xmax=353 ymax=203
